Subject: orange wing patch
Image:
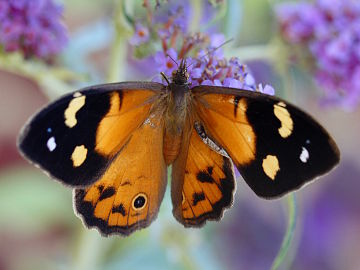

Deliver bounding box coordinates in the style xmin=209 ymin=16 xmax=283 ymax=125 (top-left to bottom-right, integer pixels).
xmin=172 ymin=122 xmax=235 ymax=227
xmin=74 ymin=115 xmax=167 ymax=236
xmin=95 ymin=90 xmax=155 ymax=156
xmin=195 ymin=93 xmax=256 ymax=167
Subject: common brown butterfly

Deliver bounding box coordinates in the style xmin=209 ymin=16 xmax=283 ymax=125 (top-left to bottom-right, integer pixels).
xmin=18 ymin=59 xmax=339 ymax=236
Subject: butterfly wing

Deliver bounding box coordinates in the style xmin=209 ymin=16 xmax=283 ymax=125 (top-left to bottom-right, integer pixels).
xmin=192 ymin=86 xmax=340 ymax=198
xmin=74 ymin=111 xmax=167 ymax=236
xmin=171 ymin=116 xmax=236 ymax=227
xmin=18 ymin=82 xmax=165 ymax=187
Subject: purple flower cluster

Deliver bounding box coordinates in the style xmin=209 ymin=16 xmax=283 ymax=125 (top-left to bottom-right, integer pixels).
xmin=151 ymin=33 xmax=274 ymax=93
xmin=276 ymin=0 xmax=360 ymax=108
xmin=130 ymin=1 xmax=274 ymax=94
xmin=0 ymin=0 xmax=68 ymax=60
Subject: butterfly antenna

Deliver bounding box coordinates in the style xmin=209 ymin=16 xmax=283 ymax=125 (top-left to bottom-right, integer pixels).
xmin=160 ymin=72 xmax=170 ymax=85
xmin=166 ymin=53 xmax=179 ymax=67
xmin=186 ymin=38 xmax=234 ymax=69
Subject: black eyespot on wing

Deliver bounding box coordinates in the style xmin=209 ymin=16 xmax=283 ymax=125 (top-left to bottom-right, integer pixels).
xmin=134 ymin=196 xmax=146 ymax=209
xmin=132 ymin=193 xmax=147 ymax=211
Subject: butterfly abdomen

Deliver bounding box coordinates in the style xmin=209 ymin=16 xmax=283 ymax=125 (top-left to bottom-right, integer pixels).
xmin=163 ymin=131 xmax=182 ymax=165
xmin=162 ymin=82 xmax=191 ymax=165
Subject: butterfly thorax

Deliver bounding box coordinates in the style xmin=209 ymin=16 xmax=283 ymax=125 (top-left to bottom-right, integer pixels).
xmin=163 ymin=60 xmax=191 ymax=165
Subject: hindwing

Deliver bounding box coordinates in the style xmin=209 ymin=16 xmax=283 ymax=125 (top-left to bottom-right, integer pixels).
xmin=74 ymin=112 xmax=167 ymax=236
xmin=171 ymin=116 xmax=235 ymax=227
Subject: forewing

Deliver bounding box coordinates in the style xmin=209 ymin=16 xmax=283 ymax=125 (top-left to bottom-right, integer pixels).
xmin=192 ymin=86 xmax=340 ymax=198
xmin=74 ymin=114 xmax=167 ymax=236
xmin=171 ymin=118 xmax=235 ymax=227
xmin=18 ymin=82 xmax=165 ymax=187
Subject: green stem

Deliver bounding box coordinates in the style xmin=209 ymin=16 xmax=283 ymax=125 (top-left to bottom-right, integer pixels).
xmin=189 ymin=0 xmax=202 ymax=33
xmin=271 ymin=193 xmax=297 ymax=270
xmin=72 ymin=230 xmax=113 ymax=270
xmin=0 ymin=52 xmax=80 ymax=99
xmin=202 ymin=0 xmax=227 ymax=32
xmin=226 ymin=43 xmax=277 ymax=62
xmin=107 ymin=0 xmax=132 ymax=82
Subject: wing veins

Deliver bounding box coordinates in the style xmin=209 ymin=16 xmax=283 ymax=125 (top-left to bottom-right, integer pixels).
xmin=188 ymin=149 xmax=219 ymax=206
xmin=206 ymin=108 xmax=256 ymax=157
xmin=187 ymin=150 xmax=216 ymax=212
xmin=195 ymin=96 xmax=250 ymax=125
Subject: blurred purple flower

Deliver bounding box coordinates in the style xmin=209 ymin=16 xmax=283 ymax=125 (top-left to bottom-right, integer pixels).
xmin=152 ymin=48 xmax=179 ymax=81
xmin=276 ymin=0 xmax=360 ymax=109
xmin=258 ymin=84 xmax=275 ymax=95
xmin=129 ymin=23 xmax=150 ymax=46
xmin=152 ymin=2 xmax=191 ymax=42
xmin=276 ymin=2 xmax=320 ymax=43
xmin=131 ymin=1 xmax=274 ymax=96
xmin=0 ymin=0 xmax=68 ymax=60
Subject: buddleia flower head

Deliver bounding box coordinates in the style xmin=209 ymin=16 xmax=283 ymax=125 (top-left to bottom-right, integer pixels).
xmin=0 ymin=0 xmax=68 ymax=60
xmin=129 ymin=1 xmax=274 ymax=95
xmin=276 ymin=0 xmax=360 ymax=109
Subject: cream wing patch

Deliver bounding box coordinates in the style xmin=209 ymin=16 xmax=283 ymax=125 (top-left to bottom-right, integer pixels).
xmin=274 ymin=102 xmax=293 ymax=138
xmin=71 ymin=145 xmax=88 ymax=167
xmin=64 ymin=94 xmax=86 ymax=128
xmin=262 ymin=155 xmax=280 ymax=180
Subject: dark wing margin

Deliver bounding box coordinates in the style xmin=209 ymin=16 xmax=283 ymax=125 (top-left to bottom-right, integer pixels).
xmin=192 ymin=86 xmax=340 ymax=198
xmin=18 ymin=82 xmax=165 ymax=187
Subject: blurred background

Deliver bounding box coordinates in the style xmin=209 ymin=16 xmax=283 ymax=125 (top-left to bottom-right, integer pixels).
xmin=1 ymin=0 xmax=360 ymax=269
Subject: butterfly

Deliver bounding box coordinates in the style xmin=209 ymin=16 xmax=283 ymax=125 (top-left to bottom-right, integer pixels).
xmin=18 ymin=59 xmax=340 ymax=236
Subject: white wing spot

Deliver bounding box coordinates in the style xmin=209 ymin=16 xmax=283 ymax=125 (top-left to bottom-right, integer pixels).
xmin=47 ymin=137 xmax=56 ymax=152
xmin=300 ymin=147 xmax=309 ymax=163
xmin=144 ymin=113 xmax=156 ymax=128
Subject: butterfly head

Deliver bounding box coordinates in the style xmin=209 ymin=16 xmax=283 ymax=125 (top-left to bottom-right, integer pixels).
xmin=171 ymin=59 xmax=190 ymax=85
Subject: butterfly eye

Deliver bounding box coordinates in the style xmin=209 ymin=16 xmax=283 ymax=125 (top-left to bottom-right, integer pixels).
xmin=132 ymin=193 xmax=147 ymax=211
